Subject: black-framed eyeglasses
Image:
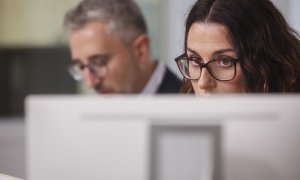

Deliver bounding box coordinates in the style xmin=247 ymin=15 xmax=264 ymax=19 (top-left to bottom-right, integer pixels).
xmin=68 ymin=60 xmax=108 ymax=81
xmin=175 ymin=54 xmax=239 ymax=81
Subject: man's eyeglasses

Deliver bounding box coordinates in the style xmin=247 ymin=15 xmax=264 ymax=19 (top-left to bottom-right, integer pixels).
xmin=175 ymin=54 xmax=239 ymax=81
xmin=68 ymin=60 xmax=108 ymax=81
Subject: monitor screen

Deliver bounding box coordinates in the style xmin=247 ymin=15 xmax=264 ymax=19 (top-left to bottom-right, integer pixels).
xmin=26 ymin=95 xmax=300 ymax=180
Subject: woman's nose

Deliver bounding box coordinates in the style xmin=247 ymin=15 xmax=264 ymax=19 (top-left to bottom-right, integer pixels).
xmin=196 ymin=68 xmax=215 ymax=90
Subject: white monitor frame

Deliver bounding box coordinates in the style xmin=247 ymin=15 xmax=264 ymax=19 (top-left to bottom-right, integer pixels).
xmin=26 ymin=95 xmax=300 ymax=180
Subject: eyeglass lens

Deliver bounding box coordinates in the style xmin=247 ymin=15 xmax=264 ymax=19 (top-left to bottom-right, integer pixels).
xmin=69 ymin=62 xmax=107 ymax=81
xmin=177 ymin=56 xmax=237 ymax=81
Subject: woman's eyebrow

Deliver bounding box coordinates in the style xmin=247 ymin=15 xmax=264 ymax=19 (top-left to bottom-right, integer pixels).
xmin=212 ymin=48 xmax=236 ymax=55
xmin=187 ymin=47 xmax=200 ymax=56
xmin=187 ymin=47 xmax=236 ymax=57
xmin=211 ymin=48 xmax=236 ymax=60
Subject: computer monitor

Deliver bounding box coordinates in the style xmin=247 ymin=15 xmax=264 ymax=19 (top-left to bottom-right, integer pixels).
xmin=26 ymin=95 xmax=300 ymax=180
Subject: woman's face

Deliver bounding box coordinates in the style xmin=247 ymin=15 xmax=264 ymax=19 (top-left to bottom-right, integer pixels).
xmin=187 ymin=22 xmax=244 ymax=96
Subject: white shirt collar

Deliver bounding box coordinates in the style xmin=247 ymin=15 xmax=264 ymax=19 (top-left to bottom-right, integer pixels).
xmin=141 ymin=61 xmax=166 ymax=94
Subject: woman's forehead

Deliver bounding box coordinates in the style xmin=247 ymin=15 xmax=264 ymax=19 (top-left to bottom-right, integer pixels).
xmin=188 ymin=22 xmax=230 ymax=44
xmin=187 ymin=22 xmax=234 ymax=56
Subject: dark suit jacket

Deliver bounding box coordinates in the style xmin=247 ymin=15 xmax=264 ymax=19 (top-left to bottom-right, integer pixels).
xmin=156 ymin=68 xmax=182 ymax=94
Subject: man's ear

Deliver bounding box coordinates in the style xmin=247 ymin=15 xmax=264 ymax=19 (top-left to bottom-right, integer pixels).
xmin=132 ymin=34 xmax=150 ymax=64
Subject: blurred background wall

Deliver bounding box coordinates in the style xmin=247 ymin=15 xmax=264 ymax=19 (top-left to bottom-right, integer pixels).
xmin=0 ymin=0 xmax=300 ymax=178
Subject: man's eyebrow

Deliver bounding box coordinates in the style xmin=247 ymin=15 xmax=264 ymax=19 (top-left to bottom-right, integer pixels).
xmin=187 ymin=47 xmax=236 ymax=57
xmin=87 ymin=54 xmax=109 ymax=61
xmin=71 ymin=58 xmax=80 ymax=63
xmin=71 ymin=54 xmax=109 ymax=63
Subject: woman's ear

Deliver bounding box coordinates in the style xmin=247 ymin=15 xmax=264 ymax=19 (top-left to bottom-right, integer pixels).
xmin=132 ymin=34 xmax=151 ymax=64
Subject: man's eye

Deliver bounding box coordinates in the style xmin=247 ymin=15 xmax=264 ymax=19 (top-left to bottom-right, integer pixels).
xmin=91 ymin=58 xmax=108 ymax=66
xmin=73 ymin=62 xmax=85 ymax=70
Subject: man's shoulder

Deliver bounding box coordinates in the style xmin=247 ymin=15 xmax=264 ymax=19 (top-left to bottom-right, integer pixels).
xmin=157 ymin=67 xmax=182 ymax=94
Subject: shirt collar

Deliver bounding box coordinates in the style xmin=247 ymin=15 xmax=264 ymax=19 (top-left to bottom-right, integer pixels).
xmin=141 ymin=61 xmax=166 ymax=94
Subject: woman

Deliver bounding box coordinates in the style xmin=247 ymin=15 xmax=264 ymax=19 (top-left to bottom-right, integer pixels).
xmin=175 ymin=0 xmax=300 ymax=95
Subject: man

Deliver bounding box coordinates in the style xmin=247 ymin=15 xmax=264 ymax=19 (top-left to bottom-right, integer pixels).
xmin=64 ymin=0 xmax=181 ymax=94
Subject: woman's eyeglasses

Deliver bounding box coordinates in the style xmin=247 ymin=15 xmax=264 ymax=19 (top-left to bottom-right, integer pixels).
xmin=175 ymin=54 xmax=239 ymax=81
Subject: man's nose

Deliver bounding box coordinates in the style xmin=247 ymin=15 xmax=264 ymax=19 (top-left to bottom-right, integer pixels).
xmin=197 ymin=68 xmax=215 ymax=90
xmin=83 ymin=68 xmax=102 ymax=88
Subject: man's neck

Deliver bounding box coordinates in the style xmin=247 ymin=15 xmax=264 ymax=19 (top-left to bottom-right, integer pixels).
xmin=137 ymin=60 xmax=157 ymax=93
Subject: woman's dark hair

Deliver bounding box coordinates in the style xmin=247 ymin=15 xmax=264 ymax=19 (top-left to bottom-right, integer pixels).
xmin=181 ymin=0 xmax=300 ymax=93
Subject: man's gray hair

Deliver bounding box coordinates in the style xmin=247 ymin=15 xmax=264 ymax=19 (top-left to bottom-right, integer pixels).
xmin=63 ymin=0 xmax=147 ymax=45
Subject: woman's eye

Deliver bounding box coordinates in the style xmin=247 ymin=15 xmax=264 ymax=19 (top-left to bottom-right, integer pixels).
xmin=189 ymin=57 xmax=201 ymax=66
xmin=218 ymin=57 xmax=234 ymax=67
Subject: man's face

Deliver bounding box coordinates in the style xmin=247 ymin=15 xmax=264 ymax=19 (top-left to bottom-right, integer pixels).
xmin=69 ymin=21 xmax=142 ymax=94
